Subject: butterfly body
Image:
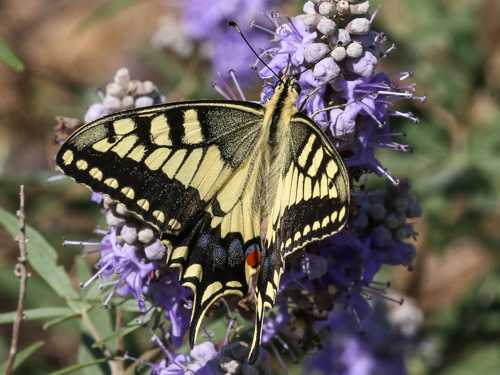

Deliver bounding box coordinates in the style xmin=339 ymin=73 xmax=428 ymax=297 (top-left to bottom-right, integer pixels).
xmin=56 ymin=77 xmax=349 ymax=363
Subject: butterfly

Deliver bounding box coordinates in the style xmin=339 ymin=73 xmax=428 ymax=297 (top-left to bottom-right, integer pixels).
xmin=56 ymin=76 xmax=350 ymax=363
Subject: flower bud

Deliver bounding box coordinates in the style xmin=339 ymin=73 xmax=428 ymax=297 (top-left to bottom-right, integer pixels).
xmin=319 ymin=2 xmax=335 ymax=17
xmin=350 ymin=1 xmax=371 ymax=14
xmin=346 ymin=17 xmax=371 ymax=34
xmin=304 ymin=43 xmax=330 ymax=63
xmin=138 ymin=226 xmax=155 ymax=244
xmin=317 ymin=18 xmax=337 ymax=35
xmin=346 ymin=41 xmax=363 ymax=58
xmin=331 ymin=46 xmax=347 ymax=61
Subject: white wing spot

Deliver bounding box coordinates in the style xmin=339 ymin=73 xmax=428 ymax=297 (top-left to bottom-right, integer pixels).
xmin=127 ymin=145 xmax=146 ymax=162
xmin=201 ymin=282 xmax=223 ymax=304
xmin=104 ymin=178 xmax=119 ymax=189
xmin=89 ymin=168 xmax=103 ymax=181
xmin=150 ymin=114 xmax=172 ymax=146
xmin=76 ymin=159 xmax=88 ymax=170
xmin=137 ymin=198 xmax=150 ymax=211
xmin=168 ymin=218 xmax=182 ymax=231
xmin=153 ymin=210 xmax=165 ymax=223
xmin=145 ymin=148 xmax=171 ymax=171
xmin=182 ymin=109 xmax=204 ymax=144
xmin=62 ymin=150 xmax=74 ymax=165
xmin=121 ymin=187 xmax=135 ymax=199
xmin=113 ymin=118 xmax=136 ymax=134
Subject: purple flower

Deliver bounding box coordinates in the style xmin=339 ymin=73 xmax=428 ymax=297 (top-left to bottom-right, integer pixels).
xmin=307 ymin=302 xmax=409 ymax=375
xmin=152 ymin=274 xmax=193 ymax=347
xmin=180 ymin=0 xmax=276 ymax=84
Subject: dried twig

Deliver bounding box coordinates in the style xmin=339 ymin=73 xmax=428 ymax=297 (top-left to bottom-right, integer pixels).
xmin=5 ymin=185 xmax=30 ymax=375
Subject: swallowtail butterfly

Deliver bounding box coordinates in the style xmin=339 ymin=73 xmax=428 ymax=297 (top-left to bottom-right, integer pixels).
xmin=56 ymin=76 xmax=350 ymax=363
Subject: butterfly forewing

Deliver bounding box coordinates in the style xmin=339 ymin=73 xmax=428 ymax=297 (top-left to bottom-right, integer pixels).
xmin=277 ymin=114 xmax=349 ymax=255
xmin=57 ymin=101 xmax=263 ymax=233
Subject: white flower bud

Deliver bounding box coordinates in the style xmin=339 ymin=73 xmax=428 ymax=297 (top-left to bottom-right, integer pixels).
xmin=138 ymin=226 xmax=155 ymax=244
xmin=303 ymin=14 xmax=319 ymax=27
xmin=303 ymin=1 xmax=316 ymax=15
xmin=337 ymin=1 xmax=350 ymax=14
xmin=106 ymin=82 xmax=123 ymax=97
xmin=319 ymin=2 xmax=335 ymax=16
xmin=346 ymin=17 xmax=371 ymax=35
xmin=121 ymin=223 xmax=138 ymax=245
xmin=135 ymin=96 xmax=154 ymax=108
xmin=103 ymin=95 xmax=121 ymax=111
xmin=304 ymin=43 xmax=330 ymax=63
xmin=144 ymin=239 xmax=167 ymax=260
xmin=346 ymin=41 xmax=363 ymax=58
xmin=114 ymin=68 xmax=130 ymax=86
xmin=331 ymin=46 xmax=347 ymax=61
xmin=137 ymin=81 xmax=154 ymax=95
xmin=103 ymin=196 xmax=114 ymax=208
xmin=106 ymin=211 xmax=125 ymax=227
xmin=127 ymin=80 xmax=140 ymax=94
xmin=115 ymin=203 xmax=128 ymax=216
xmin=350 ymin=1 xmax=371 ymax=14
xmin=331 ymin=28 xmax=352 ymax=46
xmin=121 ymin=95 xmax=135 ymax=109
xmin=317 ymin=18 xmax=337 ymax=35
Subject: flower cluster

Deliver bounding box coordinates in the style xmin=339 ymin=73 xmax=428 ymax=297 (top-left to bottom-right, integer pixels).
xmin=84 ymin=67 xmax=165 ymax=123
xmin=257 ymin=0 xmax=425 ymax=179
xmin=306 ymin=299 xmax=413 ymax=375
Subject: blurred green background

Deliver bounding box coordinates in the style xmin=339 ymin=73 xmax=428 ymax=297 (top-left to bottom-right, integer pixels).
xmin=0 ymin=0 xmax=499 ymax=374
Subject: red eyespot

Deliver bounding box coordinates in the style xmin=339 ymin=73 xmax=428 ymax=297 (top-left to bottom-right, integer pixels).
xmin=246 ymin=248 xmax=261 ymax=268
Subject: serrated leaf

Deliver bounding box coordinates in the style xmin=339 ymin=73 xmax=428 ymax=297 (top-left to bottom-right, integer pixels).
xmin=0 ymin=38 xmax=24 ymax=71
xmin=0 ymin=307 xmax=74 ymax=324
xmin=0 ymin=206 xmax=79 ymax=301
xmin=0 ymin=341 xmax=44 ymax=372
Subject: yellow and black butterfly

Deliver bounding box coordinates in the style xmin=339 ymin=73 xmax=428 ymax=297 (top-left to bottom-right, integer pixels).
xmin=56 ymin=75 xmax=349 ymax=363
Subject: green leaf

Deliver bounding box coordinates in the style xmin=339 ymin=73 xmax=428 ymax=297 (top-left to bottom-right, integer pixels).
xmin=0 ymin=206 xmax=79 ymax=301
xmin=79 ymin=0 xmax=146 ymax=29
xmin=46 ymin=358 xmax=110 ymax=375
xmin=0 ymin=38 xmax=24 ymax=71
xmin=93 ymin=309 xmax=155 ymax=347
xmin=43 ymin=312 xmax=81 ymax=329
xmin=0 ymin=307 xmax=74 ymax=324
xmin=0 ymin=341 xmax=44 ymax=372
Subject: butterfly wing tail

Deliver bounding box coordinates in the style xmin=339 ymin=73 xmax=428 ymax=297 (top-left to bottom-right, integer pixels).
xmin=248 ymin=243 xmax=283 ymax=364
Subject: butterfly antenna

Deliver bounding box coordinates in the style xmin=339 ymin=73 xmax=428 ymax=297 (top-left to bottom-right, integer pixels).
xmin=227 ymin=21 xmax=282 ymax=83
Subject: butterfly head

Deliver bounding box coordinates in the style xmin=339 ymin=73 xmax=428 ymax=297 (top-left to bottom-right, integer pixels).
xmin=266 ymin=77 xmax=302 ymax=110
xmin=274 ymin=77 xmax=301 ymax=96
